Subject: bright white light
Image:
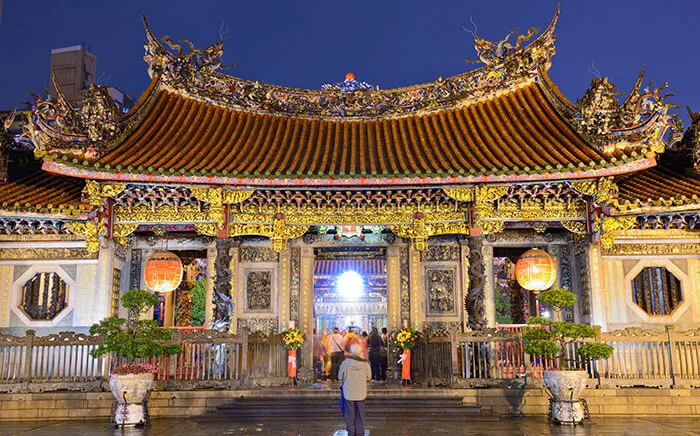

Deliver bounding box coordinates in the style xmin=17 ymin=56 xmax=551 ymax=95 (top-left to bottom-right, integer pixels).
xmin=541 ymin=310 xmax=551 ymax=319
xmin=337 ymin=271 xmax=364 ymax=300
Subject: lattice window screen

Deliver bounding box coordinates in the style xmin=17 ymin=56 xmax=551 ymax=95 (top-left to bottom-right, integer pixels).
xmin=631 ymin=267 xmax=682 ymax=315
xmin=21 ymin=272 xmax=68 ymax=320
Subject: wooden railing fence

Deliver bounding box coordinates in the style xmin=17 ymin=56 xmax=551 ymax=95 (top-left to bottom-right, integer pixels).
xmin=1 ymin=326 xmax=698 ymax=392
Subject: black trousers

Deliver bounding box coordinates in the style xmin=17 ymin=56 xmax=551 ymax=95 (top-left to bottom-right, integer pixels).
xmin=380 ymin=355 xmax=388 ymax=380
xmin=331 ymin=351 xmax=344 ymax=381
xmin=344 ymin=399 xmax=366 ymax=436
xmin=369 ymin=353 xmax=381 ymax=380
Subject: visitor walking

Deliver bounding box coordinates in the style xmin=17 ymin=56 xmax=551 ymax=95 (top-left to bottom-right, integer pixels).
xmin=368 ymin=327 xmax=381 ymax=381
xmin=321 ymin=330 xmax=331 ymax=380
xmin=380 ymin=327 xmax=389 ymax=381
xmin=329 ymin=327 xmax=346 ymax=382
xmin=312 ymin=329 xmax=325 ymax=380
xmin=339 ymin=343 xmax=372 ymax=436
xmin=356 ymin=331 xmax=366 ymax=360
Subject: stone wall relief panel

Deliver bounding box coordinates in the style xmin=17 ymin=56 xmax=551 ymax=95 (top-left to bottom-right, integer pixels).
xmin=573 ymin=242 xmax=591 ymax=323
xmin=425 ymin=266 xmax=457 ymax=317
xmin=237 ymin=259 xmax=279 ymax=330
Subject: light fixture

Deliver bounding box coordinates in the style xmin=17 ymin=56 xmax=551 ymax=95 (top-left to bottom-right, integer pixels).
xmin=515 ymin=247 xmax=556 ymax=317
xmin=336 ymin=271 xmax=364 ymax=301
xmin=144 ymin=250 xmax=183 ymax=292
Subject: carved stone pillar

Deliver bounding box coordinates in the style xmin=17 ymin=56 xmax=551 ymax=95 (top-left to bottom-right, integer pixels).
xmin=205 ymin=243 xmax=217 ymax=328
xmin=142 ymin=248 xmax=155 ymax=320
xmin=587 ymin=242 xmax=607 ymax=330
xmin=386 ymin=245 xmax=401 ymax=331
xmin=163 ymin=291 xmax=175 ymax=327
xmin=278 ymin=246 xmax=291 ymax=332
xmin=459 ymin=241 xmax=470 ymax=332
xmin=466 ymin=237 xmax=486 ymax=329
xmin=482 ymin=244 xmax=495 ymax=328
xmin=212 ymin=238 xmax=234 ymax=331
xmin=298 ymin=246 xmax=315 ymax=382
xmin=408 ymin=243 xmax=422 ymax=329
xmin=96 ymin=239 xmax=116 ymax=323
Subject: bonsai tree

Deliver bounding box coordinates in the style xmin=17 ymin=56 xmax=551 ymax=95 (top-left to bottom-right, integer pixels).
xmin=90 ymin=289 xmax=182 ymax=370
xmin=522 ymin=288 xmax=613 ymax=370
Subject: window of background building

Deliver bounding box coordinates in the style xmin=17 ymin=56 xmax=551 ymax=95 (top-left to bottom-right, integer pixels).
xmin=631 ymin=267 xmax=682 ymax=315
xmin=21 ymin=272 xmax=68 ymax=320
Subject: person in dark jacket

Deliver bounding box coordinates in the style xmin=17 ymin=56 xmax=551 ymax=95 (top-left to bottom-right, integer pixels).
xmin=339 ymin=343 xmax=372 ymax=436
xmin=367 ymin=327 xmax=381 ymax=381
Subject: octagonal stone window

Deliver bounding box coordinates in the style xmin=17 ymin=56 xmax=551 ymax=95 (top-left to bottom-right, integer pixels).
xmin=631 ymin=267 xmax=682 ymax=315
xmin=21 ymin=272 xmax=68 ymax=320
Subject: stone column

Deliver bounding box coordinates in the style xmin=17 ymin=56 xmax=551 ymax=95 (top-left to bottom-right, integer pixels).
xmin=459 ymin=242 xmax=470 ymax=332
xmin=482 ymin=244 xmax=495 ymax=327
xmin=408 ymin=244 xmax=422 ymax=329
xmin=95 ymin=239 xmax=116 ymax=324
xmin=212 ymin=238 xmax=234 ymax=331
xmin=587 ymin=242 xmax=607 ymax=330
xmin=298 ymin=246 xmax=315 ymax=383
xmin=466 ymin=237 xmax=486 ymax=330
xmin=386 ymin=245 xmax=401 ymax=331
xmin=142 ymin=248 xmax=155 ymax=320
xmin=278 ymin=247 xmax=291 ymax=332
xmin=163 ymin=291 xmax=175 ymax=327
xmin=204 ymin=243 xmax=217 ymax=328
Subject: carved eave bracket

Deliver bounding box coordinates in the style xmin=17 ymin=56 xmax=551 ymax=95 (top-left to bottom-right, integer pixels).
xmin=190 ymin=187 xmax=254 ymax=235
xmin=571 ymin=177 xmax=618 ymax=207
xmin=599 ymin=216 xmax=637 ymax=249
xmin=229 ymin=215 xmax=309 ymax=252
xmin=85 ymin=180 xmax=126 ymax=208
xmin=390 ymin=212 xmax=470 ymax=251
xmin=65 ymin=218 xmax=105 ymax=253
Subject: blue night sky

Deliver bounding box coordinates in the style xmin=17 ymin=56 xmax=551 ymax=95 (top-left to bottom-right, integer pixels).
xmin=1 ymin=0 xmax=699 ymax=122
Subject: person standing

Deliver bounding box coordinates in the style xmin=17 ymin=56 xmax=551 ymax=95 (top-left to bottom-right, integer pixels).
xmin=380 ymin=327 xmax=389 ymax=381
xmin=358 ymin=331 xmax=369 ymax=360
xmin=329 ymin=327 xmax=346 ymax=382
xmin=339 ymin=343 xmax=372 ymax=436
xmin=367 ymin=327 xmax=381 ymax=381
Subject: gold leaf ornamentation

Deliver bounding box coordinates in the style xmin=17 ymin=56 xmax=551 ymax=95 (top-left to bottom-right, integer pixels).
xmin=480 ymin=221 xmax=505 ymax=235
xmin=443 ymin=187 xmax=475 ymax=202
xmin=561 ymin=221 xmax=586 ymax=235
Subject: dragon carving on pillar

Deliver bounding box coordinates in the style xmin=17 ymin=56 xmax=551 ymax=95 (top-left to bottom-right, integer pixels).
xmin=212 ymin=238 xmax=234 ymax=331
xmin=465 ymin=237 xmax=487 ymax=330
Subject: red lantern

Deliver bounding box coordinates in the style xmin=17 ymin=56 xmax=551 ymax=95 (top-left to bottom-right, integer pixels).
xmin=514 ymin=248 xmax=556 ymax=292
xmin=144 ymin=251 xmax=183 ymax=292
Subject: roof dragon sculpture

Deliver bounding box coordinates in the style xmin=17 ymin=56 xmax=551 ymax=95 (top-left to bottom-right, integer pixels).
xmin=571 ymin=67 xmax=680 ymax=155
xmin=22 ymin=76 xmax=123 ymax=160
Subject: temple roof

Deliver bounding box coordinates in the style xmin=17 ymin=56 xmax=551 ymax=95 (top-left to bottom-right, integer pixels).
xmin=0 ymin=169 xmax=87 ymax=217
xmin=614 ymin=162 xmax=700 ymax=214
xmin=22 ymin=8 xmax=675 ymax=188
xmin=51 ymin=78 xmax=648 ymax=187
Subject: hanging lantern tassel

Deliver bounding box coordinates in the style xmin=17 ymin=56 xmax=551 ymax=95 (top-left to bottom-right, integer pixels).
xmin=144 ymin=251 xmax=183 ymax=293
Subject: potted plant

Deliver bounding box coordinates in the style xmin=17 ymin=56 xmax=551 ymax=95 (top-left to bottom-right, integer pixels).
xmin=393 ymin=327 xmax=419 ymax=385
xmin=281 ymin=327 xmax=305 ymax=382
xmin=90 ymin=289 xmax=182 ymax=427
xmin=522 ymin=288 xmax=613 ymax=424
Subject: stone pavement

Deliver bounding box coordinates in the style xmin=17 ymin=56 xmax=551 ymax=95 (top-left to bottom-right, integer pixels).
xmin=1 ymin=417 xmax=699 ymax=436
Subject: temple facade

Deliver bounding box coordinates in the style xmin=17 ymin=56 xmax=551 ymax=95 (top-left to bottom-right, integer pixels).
xmin=0 ymin=8 xmax=699 ymax=341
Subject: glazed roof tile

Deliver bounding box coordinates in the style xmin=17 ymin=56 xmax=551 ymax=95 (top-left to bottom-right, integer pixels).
xmin=615 ymin=164 xmax=700 ymax=212
xmin=65 ymin=80 xmax=641 ymax=186
xmin=0 ymin=169 xmax=87 ymax=216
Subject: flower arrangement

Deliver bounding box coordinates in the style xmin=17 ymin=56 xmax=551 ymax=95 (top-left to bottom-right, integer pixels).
xmin=394 ymin=327 xmax=419 ymax=350
xmin=523 ymin=288 xmax=613 ymax=369
xmin=281 ymin=328 xmax=305 ymax=351
xmin=111 ymin=363 xmax=158 ymax=376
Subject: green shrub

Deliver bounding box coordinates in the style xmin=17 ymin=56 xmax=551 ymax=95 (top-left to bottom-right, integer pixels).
xmin=522 ymin=288 xmax=613 ymax=369
xmin=89 ymin=289 xmax=182 ymax=362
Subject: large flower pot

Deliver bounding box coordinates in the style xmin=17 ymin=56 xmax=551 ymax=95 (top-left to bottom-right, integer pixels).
xmin=109 ymin=373 xmax=154 ymax=426
xmin=543 ymin=370 xmax=588 ymax=424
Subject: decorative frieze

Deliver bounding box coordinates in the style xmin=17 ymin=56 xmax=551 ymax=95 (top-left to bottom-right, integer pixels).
xmin=602 ymin=243 xmax=700 ymax=256
xmin=239 ymin=247 xmax=278 ymax=263
xmin=0 ymin=248 xmax=97 ymax=260
xmin=399 ymin=247 xmax=410 ymax=322
xmin=423 ymin=245 xmax=460 ymax=262
xmin=314 ymin=302 xmax=387 ymax=315
xmin=0 ymin=217 xmax=74 ymax=236
xmin=237 ymin=317 xmax=278 ymax=333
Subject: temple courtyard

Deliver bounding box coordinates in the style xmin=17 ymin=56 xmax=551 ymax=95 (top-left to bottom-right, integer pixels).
xmin=2 ymin=416 xmax=700 ymax=435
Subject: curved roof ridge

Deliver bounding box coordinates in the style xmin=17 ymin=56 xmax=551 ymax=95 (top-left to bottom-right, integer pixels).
xmin=141 ymin=8 xmax=560 ymax=120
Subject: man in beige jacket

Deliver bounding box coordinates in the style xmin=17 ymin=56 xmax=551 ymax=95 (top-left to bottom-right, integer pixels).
xmin=339 ymin=343 xmax=372 ymax=436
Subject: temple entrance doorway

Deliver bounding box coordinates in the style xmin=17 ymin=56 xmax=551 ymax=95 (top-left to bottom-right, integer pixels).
xmin=313 ymin=246 xmax=387 ymax=335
